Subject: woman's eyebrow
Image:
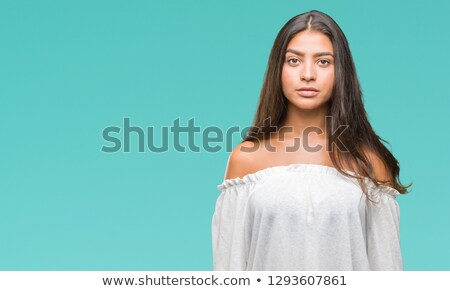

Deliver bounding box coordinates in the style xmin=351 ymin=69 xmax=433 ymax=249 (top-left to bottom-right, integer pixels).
xmin=286 ymin=48 xmax=334 ymax=57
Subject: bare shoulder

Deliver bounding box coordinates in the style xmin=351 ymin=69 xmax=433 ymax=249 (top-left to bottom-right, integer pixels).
xmin=362 ymin=146 xmax=394 ymax=186
xmin=224 ymin=140 xmax=264 ymax=180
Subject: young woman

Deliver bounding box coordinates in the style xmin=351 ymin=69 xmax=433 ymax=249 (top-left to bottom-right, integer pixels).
xmin=211 ymin=10 xmax=411 ymax=271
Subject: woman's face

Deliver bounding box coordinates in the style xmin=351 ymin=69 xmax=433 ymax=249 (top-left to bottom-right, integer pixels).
xmin=281 ymin=30 xmax=335 ymax=111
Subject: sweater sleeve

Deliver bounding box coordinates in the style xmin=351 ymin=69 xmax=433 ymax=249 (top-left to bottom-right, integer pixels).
xmin=212 ymin=182 xmax=253 ymax=271
xmin=365 ymin=186 xmax=403 ymax=270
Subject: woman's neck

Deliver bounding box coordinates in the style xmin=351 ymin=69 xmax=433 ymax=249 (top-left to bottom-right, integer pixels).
xmin=279 ymin=104 xmax=329 ymax=140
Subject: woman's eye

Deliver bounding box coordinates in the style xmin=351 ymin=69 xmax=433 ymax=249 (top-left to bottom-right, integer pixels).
xmin=287 ymin=58 xmax=331 ymax=66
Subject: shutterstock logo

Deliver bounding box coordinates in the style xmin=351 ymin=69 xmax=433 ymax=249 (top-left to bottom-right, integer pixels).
xmin=100 ymin=117 xmax=349 ymax=153
xmin=101 ymin=117 xmax=251 ymax=153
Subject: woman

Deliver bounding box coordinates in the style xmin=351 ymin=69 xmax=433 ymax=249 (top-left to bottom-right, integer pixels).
xmin=211 ymin=10 xmax=412 ymax=271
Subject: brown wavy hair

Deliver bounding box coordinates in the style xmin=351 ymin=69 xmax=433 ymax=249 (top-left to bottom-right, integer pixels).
xmin=243 ymin=10 xmax=412 ymax=200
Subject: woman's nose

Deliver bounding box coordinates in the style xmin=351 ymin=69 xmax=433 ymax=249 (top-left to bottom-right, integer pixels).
xmin=300 ymin=62 xmax=316 ymax=81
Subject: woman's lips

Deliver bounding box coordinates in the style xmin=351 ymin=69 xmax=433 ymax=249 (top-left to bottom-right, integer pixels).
xmin=296 ymin=90 xmax=319 ymax=97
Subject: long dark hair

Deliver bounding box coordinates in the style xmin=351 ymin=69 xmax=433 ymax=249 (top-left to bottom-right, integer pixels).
xmin=243 ymin=10 xmax=412 ymax=199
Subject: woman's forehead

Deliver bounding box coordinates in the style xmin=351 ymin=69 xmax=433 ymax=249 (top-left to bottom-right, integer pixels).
xmin=287 ymin=31 xmax=333 ymax=51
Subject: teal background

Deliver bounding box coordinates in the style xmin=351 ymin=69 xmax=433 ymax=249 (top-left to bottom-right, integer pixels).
xmin=0 ymin=0 xmax=448 ymax=270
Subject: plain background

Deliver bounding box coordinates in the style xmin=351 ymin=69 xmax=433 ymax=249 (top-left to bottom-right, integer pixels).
xmin=1 ymin=0 xmax=449 ymax=270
